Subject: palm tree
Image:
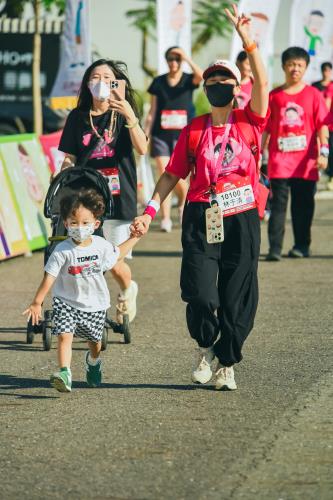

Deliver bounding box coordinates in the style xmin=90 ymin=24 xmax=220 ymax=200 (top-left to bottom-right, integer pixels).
xmin=125 ymin=0 xmax=156 ymax=78
xmin=125 ymin=0 xmax=237 ymax=75
xmin=192 ymin=0 xmax=236 ymax=54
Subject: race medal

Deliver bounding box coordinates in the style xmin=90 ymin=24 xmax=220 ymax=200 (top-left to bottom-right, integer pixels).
xmin=278 ymin=134 xmax=307 ymax=152
xmin=99 ymin=167 xmax=120 ymax=196
xmin=214 ymin=175 xmax=256 ymax=217
xmin=161 ymin=110 xmax=187 ymax=130
xmin=205 ymin=205 xmax=224 ymax=244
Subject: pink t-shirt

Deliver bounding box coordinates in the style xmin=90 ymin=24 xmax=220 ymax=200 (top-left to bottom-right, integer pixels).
xmin=266 ymin=85 xmax=328 ymax=181
xmin=236 ymin=79 xmax=253 ymax=110
xmin=165 ymin=104 xmax=269 ymax=203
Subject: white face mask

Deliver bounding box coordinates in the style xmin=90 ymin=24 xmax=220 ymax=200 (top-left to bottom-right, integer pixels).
xmin=67 ymin=223 xmax=95 ymax=243
xmin=88 ymin=80 xmax=110 ymax=101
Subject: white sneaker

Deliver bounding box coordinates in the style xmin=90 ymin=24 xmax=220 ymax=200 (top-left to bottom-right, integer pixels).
xmin=215 ymin=364 xmax=237 ymax=391
xmin=116 ymin=280 xmax=138 ymax=323
xmin=192 ymin=347 xmax=215 ymax=384
xmin=160 ymin=218 xmax=172 ymax=233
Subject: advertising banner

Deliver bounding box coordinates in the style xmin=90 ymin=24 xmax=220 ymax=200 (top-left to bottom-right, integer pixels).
xmin=0 ymin=134 xmax=51 ymax=252
xmin=157 ymin=0 xmax=192 ymax=75
xmin=229 ymin=0 xmax=281 ymax=85
xmin=39 ymin=130 xmax=64 ymax=175
xmin=0 ymin=156 xmax=29 ymax=260
xmin=50 ymin=0 xmax=91 ymax=97
xmin=289 ymin=0 xmax=333 ymax=82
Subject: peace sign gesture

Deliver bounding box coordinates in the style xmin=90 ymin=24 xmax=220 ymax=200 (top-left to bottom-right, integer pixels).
xmin=224 ymin=3 xmax=252 ymax=45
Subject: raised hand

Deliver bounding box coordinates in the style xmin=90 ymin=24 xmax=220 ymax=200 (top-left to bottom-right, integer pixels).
xmin=224 ymin=3 xmax=252 ymax=45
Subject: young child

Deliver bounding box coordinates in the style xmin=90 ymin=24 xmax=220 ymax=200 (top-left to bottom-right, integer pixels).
xmin=23 ymin=189 xmax=140 ymax=393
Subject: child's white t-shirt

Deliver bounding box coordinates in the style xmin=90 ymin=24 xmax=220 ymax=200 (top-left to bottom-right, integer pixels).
xmin=44 ymin=235 xmax=120 ymax=312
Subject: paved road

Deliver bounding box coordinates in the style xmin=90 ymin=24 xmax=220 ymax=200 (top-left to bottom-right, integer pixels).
xmin=0 ymin=199 xmax=332 ymax=500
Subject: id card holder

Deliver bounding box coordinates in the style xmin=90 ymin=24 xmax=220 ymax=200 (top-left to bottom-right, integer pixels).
xmin=99 ymin=167 xmax=120 ymax=196
xmin=205 ymin=205 xmax=224 ymax=244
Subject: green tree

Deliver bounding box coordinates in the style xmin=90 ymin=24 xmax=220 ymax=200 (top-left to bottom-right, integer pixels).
xmin=125 ymin=0 xmax=156 ymax=78
xmin=125 ymin=0 xmax=238 ymax=77
xmin=2 ymin=0 xmax=65 ymax=135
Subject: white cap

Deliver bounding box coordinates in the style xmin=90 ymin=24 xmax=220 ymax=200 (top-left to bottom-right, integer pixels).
xmin=203 ymin=59 xmax=241 ymax=84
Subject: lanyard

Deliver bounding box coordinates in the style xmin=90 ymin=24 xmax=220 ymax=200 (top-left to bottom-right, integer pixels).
xmin=207 ymin=114 xmax=232 ymax=192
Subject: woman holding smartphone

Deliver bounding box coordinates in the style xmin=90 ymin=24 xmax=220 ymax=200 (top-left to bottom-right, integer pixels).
xmin=59 ymin=59 xmax=147 ymax=324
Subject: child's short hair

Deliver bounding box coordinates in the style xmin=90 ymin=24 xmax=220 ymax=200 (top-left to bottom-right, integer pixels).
xmin=282 ymin=47 xmax=310 ymax=67
xmin=60 ymin=189 xmax=105 ymax=220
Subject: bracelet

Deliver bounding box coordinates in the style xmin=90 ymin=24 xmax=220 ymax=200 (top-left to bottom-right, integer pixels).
xmin=243 ymin=42 xmax=257 ymax=53
xmin=125 ymin=118 xmax=139 ymax=129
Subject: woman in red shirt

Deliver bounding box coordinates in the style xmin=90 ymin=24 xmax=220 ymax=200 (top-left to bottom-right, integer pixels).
xmin=131 ymin=5 xmax=269 ymax=391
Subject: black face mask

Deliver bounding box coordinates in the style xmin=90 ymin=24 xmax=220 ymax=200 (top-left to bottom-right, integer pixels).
xmin=205 ymin=83 xmax=235 ymax=107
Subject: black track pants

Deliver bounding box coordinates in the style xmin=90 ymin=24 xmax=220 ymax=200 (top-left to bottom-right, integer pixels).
xmin=180 ymin=203 xmax=260 ymax=366
xmin=268 ymin=178 xmax=316 ymax=254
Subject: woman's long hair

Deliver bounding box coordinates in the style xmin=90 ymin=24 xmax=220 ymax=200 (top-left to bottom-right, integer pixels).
xmin=77 ymin=58 xmax=139 ymax=117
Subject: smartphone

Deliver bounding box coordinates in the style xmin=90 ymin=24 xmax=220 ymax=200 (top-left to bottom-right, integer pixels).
xmin=110 ymin=80 xmax=126 ymax=100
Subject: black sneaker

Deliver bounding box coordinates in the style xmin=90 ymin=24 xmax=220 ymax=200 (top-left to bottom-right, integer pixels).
xmin=288 ymin=247 xmax=310 ymax=258
xmin=265 ymin=251 xmax=282 ymax=262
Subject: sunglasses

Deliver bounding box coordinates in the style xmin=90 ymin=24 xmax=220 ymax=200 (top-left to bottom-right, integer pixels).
xmin=166 ymin=56 xmax=181 ymax=62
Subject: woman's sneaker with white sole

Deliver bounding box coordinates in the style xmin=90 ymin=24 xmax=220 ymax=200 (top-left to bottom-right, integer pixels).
xmin=116 ymin=280 xmax=138 ymax=323
xmin=192 ymin=347 xmax=215 ymax=384
xmin=215 ymin=364 xmax=237 ymax=391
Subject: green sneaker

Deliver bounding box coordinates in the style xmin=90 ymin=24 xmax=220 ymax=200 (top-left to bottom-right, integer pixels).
xmin=50 ymin=368 xmax=72 ymax=393
xmin=85 ymin=352 xmax=102 ymax=387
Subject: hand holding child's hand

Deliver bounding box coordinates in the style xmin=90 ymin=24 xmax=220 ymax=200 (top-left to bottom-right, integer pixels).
xmin=22 ymin=303 xmax=42 ymax=325
xmin=130 ymin=215 xmax=151 ymax=237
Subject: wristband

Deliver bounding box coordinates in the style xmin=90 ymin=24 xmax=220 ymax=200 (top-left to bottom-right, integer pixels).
xmin=143 ymin=199 xmax=160 ymax=220
xmin=320 ymin=145 xmax=329 ymax=158
xmin=243 ymin=42 xmax=257 ymax=53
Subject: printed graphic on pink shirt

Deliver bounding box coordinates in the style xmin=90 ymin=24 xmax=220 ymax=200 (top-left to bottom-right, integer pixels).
xmin=203 ymin=135 xmax=247 ymax=176
xmin=82 ymin=132 xmax=115 ymax=160
xmin=277 ymin=102 xmax=307 ymax=152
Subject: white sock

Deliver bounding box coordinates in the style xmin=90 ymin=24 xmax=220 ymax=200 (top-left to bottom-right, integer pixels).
xmin=88 ymin=353 xmax=100 ymax=366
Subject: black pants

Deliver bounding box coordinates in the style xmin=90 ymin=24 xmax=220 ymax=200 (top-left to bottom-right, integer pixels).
xmin=268 ymin=178 xmax=316 ymax=255
xmin=327 ymin=131 xmax=333 ymax=178
xmin=180 ymin=203 xmax=260 ymax=367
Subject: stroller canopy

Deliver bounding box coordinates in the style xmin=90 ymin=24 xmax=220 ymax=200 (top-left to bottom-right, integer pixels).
xmin=44 ymin=167 xmax=113 ymax=219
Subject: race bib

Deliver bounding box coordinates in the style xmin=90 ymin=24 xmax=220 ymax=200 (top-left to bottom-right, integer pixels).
xmin=212 ymin=175 xmax=256 ymax=217
xmin=278 ymin=135 xmax=307 ymax=152
xmin=99 ymin=167 xmax=120 ymax=196
xmin=161 ymin=110 xmax=187 ymax=130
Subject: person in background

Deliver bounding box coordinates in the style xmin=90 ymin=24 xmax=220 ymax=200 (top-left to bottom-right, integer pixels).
xmin=236 ymin=50 xmax=253 ymax=109
xmin=58 ymin=59 xmax=148 ymax=324
xmin=263 ymin=47 xmax=329 ymax=262
xmin=312 ymin=62 xmax=333 ymax=190
xmin=144 ymin=47 xmax=203 ymax=232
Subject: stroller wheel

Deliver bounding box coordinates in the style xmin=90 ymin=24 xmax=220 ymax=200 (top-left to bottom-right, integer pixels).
xmin=122 ymin=314 xmax=131 ymax=344
xmin=43 ymin=310 xmax=53 ymax=351
xmin=101 ymin=326 xmax=109 ymax=351
xmin=27 ymin=319 xmax=35 ymax=344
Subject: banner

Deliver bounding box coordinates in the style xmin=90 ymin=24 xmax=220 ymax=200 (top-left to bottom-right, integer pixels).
xmin=289 ymin=0 xmax=333 ymax=82
xmin=0 ymin=156 xmax=29 ymax=260
xmin=157 ymin=0 xmax=192 ymax=75
xmin=229 ymin=0 xmax=281 ymax=84
xmin=39 ymin=130 xmax=65 ymax=175
xmin=50 ymin=0 xmax=91 ymax=97
xmin=0 ymin=135 xmax=51 ymax=253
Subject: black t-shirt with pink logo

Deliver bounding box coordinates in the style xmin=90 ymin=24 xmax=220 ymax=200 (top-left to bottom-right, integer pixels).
xmin=59 ymin=108 xmax=137 ymax=220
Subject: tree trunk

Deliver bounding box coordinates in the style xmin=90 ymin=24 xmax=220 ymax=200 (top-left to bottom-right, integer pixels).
xmin=33 ymin=0 xmax=43 ymax=135
xmin=142 ymin=29 xmax=156 ymax=79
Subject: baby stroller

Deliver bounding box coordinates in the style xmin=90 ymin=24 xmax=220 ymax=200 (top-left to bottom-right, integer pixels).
xmin=26 ymin=166 xmax=131 ymax=351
